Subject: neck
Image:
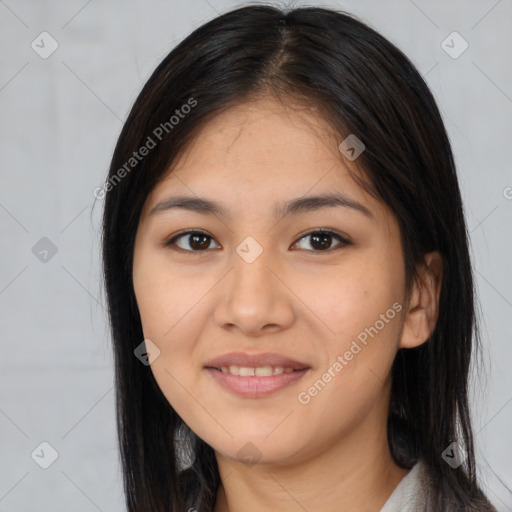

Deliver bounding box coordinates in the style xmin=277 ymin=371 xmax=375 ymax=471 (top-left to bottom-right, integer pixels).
xmin=213 ymin=414 xmax=409 ymax=512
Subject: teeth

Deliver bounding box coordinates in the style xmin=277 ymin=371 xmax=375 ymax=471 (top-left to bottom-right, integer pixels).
xmin=218 ymin=365 xmax=299 ymax=376
xmin=239 ymin=366 xmax=255 ymax=377
xmin=255 ymin=366 xmax=273 ymax=377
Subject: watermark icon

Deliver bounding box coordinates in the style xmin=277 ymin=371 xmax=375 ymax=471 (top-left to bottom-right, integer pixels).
xmin=134 ymin=339 xmax=161 ymax=365
xmin=338 ymin=134 xmax=365 ymax=161
xmin=503 ymin=186 xmax=512 ymax=200
xmin=93 ymin=97 xmax=197 ymax=200
xmin=441 ymin=441 xmax=467 ymax=468
xmin=441 ymin=31 xmax=469 ymax=59
xmin=297 ymin=301 xmax=403 ymax=404
xmin=31 ymin=441 xmax=59 ymax=469
xmin=31 ymin=32 xmax=59 ymax=59
xmin=236 ymin=236 xmax=264 ymax=264
xmin=236 ymin=442 xmax=262 ymax=467
xmin=32 ymin=237 xmax=58 ymax=263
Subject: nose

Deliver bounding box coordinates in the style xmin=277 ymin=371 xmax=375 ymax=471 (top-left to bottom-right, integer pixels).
xmin=212 ymin=240 xmax=295 ymax=338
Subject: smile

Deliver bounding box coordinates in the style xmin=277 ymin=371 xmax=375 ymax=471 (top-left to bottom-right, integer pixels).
xmin=215 ymin=365 xmax=296 ymax=376
xmin=205 ymin=366 xmax=310 ymax=398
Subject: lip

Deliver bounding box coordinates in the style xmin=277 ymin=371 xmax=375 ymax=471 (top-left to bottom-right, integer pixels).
xmin=206 ymin=368 xmax=309 ymax=398
xmin=204 ymin=351 xmax=310 ymax=370
xmin=204 ymin=351 xmax=311 ymax=398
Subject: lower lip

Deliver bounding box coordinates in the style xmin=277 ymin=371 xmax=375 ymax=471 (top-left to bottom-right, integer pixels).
xmin=205 ymin=367 xmax=309 ymax=398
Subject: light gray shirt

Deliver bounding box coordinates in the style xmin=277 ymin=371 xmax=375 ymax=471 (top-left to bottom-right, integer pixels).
xmin=379 ymin=462 xmax=424 ymax=512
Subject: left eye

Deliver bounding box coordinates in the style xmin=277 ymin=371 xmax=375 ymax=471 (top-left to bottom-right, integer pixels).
xmin=164 ymin=229 xmax=350 ymax=252
xmin=293 ymin=230 xmax=350 ymax=251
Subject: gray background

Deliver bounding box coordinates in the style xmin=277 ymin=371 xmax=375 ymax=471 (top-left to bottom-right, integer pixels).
xmin=0 ymin=0 xmax=511 ymax=510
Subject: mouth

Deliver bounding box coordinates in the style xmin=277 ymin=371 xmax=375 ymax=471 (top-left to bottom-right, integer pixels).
xmin=204 ymin=351 xmax=310 ymax=370
xmin=204 ymin=352 xmax=311 ymax=398
xmin=209 ymin=365 xmax=302 ymax=376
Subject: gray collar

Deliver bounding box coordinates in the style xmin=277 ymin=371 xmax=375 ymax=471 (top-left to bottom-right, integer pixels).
xmin=379 ymin=461 xmax=424 ymax=512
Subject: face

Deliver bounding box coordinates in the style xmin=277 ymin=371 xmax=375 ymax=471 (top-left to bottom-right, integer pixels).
xmin=132 ymin=95 xmax=410 ymax=466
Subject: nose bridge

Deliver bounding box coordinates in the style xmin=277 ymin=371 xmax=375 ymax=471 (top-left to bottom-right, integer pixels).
xmin=231 ymin=234 xmax=278 ymax=300
xmin=214 ymin=234 xmax=294 ymax=334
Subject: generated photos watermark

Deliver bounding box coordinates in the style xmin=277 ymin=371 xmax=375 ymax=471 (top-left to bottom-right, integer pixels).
xmin=93 ymin=97 xmax=197 ymax=200
xmin=297 ymin=301 xmax=403 ymax=404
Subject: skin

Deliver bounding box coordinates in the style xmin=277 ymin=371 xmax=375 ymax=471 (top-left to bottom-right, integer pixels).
xmin=132 ymin=95 xmax=443 ymax=512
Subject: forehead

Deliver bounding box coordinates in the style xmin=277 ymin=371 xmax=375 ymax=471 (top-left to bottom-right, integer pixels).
xmin=141 ymin=96 xmax=391 ymax=224
xmin=179 ymin=96 xmax=342 ymax=168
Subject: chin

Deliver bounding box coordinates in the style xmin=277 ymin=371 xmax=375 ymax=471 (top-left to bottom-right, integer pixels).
xmin=203 ymin=430 xmax=308 ymax=467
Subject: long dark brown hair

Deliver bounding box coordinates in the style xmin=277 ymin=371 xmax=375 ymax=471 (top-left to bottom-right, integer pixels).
xmin=100 ymin=5 xmax=496 ymax=511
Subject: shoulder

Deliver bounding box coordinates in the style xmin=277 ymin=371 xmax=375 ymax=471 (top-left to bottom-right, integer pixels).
xmin=380 ymin=461 xmax=498 ymax=512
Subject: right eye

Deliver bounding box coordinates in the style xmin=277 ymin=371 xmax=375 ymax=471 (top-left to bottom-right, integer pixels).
xmin=164 ymin=230 xmax=221 ymax=252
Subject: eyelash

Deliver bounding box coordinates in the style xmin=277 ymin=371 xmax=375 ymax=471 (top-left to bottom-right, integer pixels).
xmin=163 ymin=228 xmax=351 ymax=253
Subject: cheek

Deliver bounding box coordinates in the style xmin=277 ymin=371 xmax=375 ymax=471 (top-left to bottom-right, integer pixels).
xmin=132 ymin=252 xmax=211 ymax=393
xmin=303 ymin=255 xmax=402 ymax=339
xmin=133 ymin=251 xmax=210 ymax=340
xmin=299 ymin=252 xmax=404 ymax=399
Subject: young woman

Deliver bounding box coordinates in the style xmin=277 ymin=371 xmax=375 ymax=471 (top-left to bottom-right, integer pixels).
xmin=100 ymin=5 xmax=497 ymax=511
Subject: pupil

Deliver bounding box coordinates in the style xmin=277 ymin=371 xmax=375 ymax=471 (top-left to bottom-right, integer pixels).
xmin=191 ymin=234 xmax=209 ymax=250
xmin=311 ymin=233 xmax=331 ymax=250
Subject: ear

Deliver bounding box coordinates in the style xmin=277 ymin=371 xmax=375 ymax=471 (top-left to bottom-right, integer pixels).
xmin=399 ymin=251 xmax=443 ymax=349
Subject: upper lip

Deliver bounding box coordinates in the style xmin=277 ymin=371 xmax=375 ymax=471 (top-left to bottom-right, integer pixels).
xmin=204 ymin=351 xmax=310 ymax=370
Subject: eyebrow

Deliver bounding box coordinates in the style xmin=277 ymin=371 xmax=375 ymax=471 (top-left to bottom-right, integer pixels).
xmin=148 ymin=193 xmax=373 ymax=220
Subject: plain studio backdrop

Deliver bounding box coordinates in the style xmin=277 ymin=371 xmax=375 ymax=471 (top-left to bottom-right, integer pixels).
xmin=0 ymin=0 xmax=511 ymax=510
